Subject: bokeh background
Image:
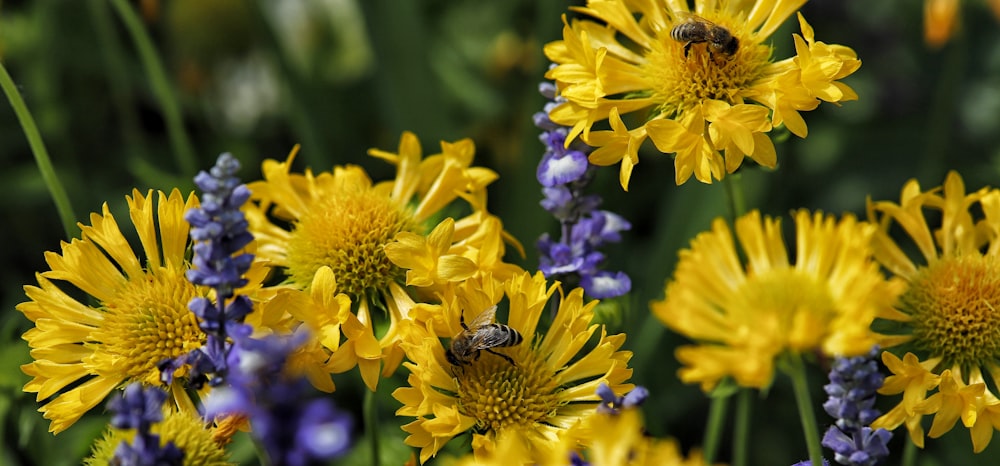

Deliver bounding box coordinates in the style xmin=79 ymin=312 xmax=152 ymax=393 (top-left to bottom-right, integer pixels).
xmin=3 ymin=0 xmax=1000 ymax=464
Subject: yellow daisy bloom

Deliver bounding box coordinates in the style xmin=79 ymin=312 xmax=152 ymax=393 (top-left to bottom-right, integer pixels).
xmin=651 ymin=210 xmax=904 ymax=391
xmin=392 ymin=271 xmax=634 ymax=463
xmin=244 ymin=132 xmax=519 ymax=391
xmin=17 ymin=189 xmax=269 ymax=434
xmin=544 ymin=0 xmax=861 ymax=187
xmin=867 ymin=171 xmax=1000 ymax=452
xmin=84 ymin=407 xmax=232 ymax=465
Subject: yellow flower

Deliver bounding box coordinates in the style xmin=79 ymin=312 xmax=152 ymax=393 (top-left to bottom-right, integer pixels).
xmin=652 ymin=210 xmax=904 ymax=391
xmin=544 ymin=0 xmax=860 ymax=187
xmin=392 ymin=272 xmax=633 ymax=463
xmin=17 ymin=189 xmax=269 ymax=434
xmin=245 ymin=132 xmax=520 ymax=391
xmin=84 ymin=407 xmax=232 ymax=465
xmin=450 ymin=409 xmax=717 ymax=466
xmin=868 ymin=171 xmax=1000 ymax=452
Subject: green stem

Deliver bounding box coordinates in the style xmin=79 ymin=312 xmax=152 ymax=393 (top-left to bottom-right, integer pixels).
xmin=732 ymin=388 xmax=752 ymax=466
xmin=902 ymin=437 xmax=917 ymax=466
xmin=87 ymin=0 xmax=148 ymax=157
xmin=109 ymin=0 xmax=197 ymax=175
xmin=918 ymin=15 xmax=966 ymax=182
xmin=628 ymin=312 xmax=665 ymax=372
xmin=722 ymin=172 xmax=747 ymax=221
xmin=787 ymin=353 xmax=825 ymax=466
xmin=702 ymin=391 xmax=730 ymax=464
xmin=365 ymin=389 xmax=380 ymax=466
xmin=244 ymin=1 xmax=330 ymax=168
xmin=0 ymin=62 xmax=77 ymax=238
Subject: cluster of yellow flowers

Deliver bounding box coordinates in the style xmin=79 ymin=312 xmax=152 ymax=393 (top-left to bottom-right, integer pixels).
xmin=18 ymin=131 xmax=657 ymax=464
xmin=16 ymin=0 xmax=1000 ymax=464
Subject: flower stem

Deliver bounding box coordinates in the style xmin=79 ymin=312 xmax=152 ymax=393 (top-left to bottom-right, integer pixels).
xmin=365 ymin=389 xmax=380 ymax=466
xmin=722 ymin=172 xmax=747 ymax=221
xmin=0 ymin=62 xmax=77 ymax=238
xmin=108 ymin=0 xmax=197 ymax=175
xmin=902 ymin=437 xmax=917 ymax=466
xmin=732 ymin=388 xmax=752 ymax=466
xmin=702 ymin=391 xmax=730 ymax=464
xmin=787 ymin=353 xmax=825 ymax=466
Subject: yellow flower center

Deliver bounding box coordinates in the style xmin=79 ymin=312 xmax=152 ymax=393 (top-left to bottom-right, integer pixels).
xmin=737 ymin=269 xmax=834 ymax=351
xmin=91 ymin=267 xmax=205 ymax=384
xmin=455 ymin=347 xmax=559 ymax=433
xmin=904 ymin=256 xmax=1000 ymax=371
xmin=643 ymin=14 xmax=771 ymax=116
xmin=285 ymin=187 xmax=416 ymax=297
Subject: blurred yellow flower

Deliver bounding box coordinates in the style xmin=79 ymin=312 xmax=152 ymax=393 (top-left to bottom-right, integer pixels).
xmin=450 ymin=409 xmax=717 ymax=466
xmin=544 ymin=0 xmax=860 ymax=188
xmin=924 ymin=0 xmax=961 ymax=47
xmin=17 ymin=189 xmax=269 ymax=434
xmin=868 ymin=171 xmax=1000 ymax=453
xmin=922 ymin=0 xmax=1000 ymax=47
xmin=652 ymin=210 xmax=903 ymax=391
xmin=392 ymin=272 xmax=633 ymax=463
xmin=244 ymin=132 xmax=519 ymax=390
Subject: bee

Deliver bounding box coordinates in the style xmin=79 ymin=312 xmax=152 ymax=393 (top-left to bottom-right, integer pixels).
xmin=445 ymin=305 xmax=523 ymax=367
xmin=670 ymin=13 xmax=739 ymax=59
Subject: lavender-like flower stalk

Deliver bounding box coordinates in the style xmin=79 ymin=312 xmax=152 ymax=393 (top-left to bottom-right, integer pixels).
xmin=159 ymin=153 xmax=254 ymax=388
xmin=205 ymin=331 xmax=353 ymax=466
xmin=107 ymin=383 xmax=184 ymax=466
xmin=821 ymin=346 xmax=892 ymax=466
xmin=535 ymin=78 xmax=631 ymax=299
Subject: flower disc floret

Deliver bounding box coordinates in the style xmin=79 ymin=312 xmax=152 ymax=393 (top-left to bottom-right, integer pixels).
xmin=285 ymin=183 xmax=414 ymax=297
xmin=905 ymin=256 xmax=1000 ymax=371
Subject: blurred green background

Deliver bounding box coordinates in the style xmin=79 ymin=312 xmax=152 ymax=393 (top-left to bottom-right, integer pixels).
xmin=3 ymin=0 xmax=1000 ymax=464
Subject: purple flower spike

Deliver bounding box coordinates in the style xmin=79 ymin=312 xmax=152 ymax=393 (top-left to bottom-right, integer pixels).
xmin=535 ymin=75 xmax=632 ymax=299
xmin=821 ymin=346 xmax=892 ymax=466
xmin=159 ymin=153 xmax=255 ymax=388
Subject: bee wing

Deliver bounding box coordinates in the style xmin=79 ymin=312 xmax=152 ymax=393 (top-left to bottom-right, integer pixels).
xmin=673 ymin=11 xmax=715 ymax=26
xmin=467 ymin=305 xmax=498 ymax=329
xmin=469 ymin=325 xmax=511 ymax=350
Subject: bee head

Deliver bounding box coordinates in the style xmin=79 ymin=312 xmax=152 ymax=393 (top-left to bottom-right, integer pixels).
xmin=445 ymin=349 xmax=461 ymax=366
xmin=722 ymin=36 xmax=739 ymax=56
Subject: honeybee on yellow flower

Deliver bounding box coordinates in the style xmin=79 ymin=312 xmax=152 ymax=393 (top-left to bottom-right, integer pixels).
xmin=445 ymin=305 xmax=523 ymax=367
xmin=670 ymin=13 xmax=739 ymax=59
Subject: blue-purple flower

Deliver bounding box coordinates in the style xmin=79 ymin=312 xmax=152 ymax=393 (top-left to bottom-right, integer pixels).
xmin=205 ymin=332 xmax=353 ymax=466
xmin=821 ymin=346 xmax=892 ymax=466
xmin=596 ymin=382 xmax=649 ymax=415
xmin=535 ymin=79 xmax=632 ymax=299
xmin=107 ymin=383 xmax=184 ymax=466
